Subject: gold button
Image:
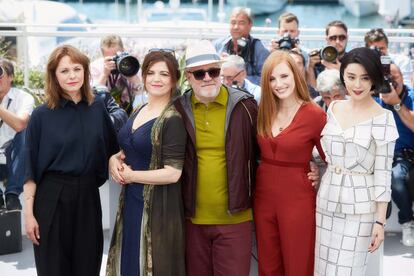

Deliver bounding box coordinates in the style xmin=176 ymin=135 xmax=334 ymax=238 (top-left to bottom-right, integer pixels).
xmin=334 ymin=166 xmax=342 ymax=174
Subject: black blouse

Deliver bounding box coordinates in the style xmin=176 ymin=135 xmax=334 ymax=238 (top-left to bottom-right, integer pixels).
xmin=24 ymin=97 xmax=118 ymax=186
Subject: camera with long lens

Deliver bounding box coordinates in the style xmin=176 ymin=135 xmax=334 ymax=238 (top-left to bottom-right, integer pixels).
xmin=368 ymin=46 xmax=395 ymax=94
xmin=111 ymin=52 xmax=140 ymax=77
xmin=310 ymin=46 xmax=338 ymax=63
xmin=277 ymin=33 xmax=299 ymax=50
xmin=376 ymin=55 xmax=394 ymax=94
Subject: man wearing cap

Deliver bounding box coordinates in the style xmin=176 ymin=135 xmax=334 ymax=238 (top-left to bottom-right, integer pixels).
xmin=174 ymin=40 xmax=258 ymax=275
xmin=214 ymin=7 xmax=269 ymax=85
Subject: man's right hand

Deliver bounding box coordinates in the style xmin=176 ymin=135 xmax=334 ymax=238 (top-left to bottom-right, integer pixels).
xmin=269 ymin=39 xmax=280 ymax=52
xmin=308 ymin=49 xmax=321 ymax=69
xmin=103 ymin=56 xmax=117 ymax=77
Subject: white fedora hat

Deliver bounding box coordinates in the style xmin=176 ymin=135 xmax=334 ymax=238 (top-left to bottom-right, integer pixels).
xmin=185 ymin=40 xmax=222 ymax=69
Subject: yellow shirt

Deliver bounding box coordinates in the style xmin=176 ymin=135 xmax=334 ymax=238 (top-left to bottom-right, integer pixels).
xmin=191 ymin=86 xmax=252 ymax=224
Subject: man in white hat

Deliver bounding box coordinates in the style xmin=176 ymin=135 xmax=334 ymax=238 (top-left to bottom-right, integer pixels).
xmin=174 ymin=40 xmax=258 ymax=276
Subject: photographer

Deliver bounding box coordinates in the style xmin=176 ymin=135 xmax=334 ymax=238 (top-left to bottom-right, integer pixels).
xmin=220 ymin=55 xmax=261 ymax=103
xmin=90 ymin=35 xmax=142 ymax=115
xmin=0 ymin=58 xmax=34 ymax=210
xmin=375 ymin=63 xmax=414 ymax=246
xmin=307 ymin=20 xmax=348 ymax=88
xmin=214 ymin=7 xmax=269 ymax=85
xmin=365 ymin=28 xmax=413 ymax=88
xmin=270 ymin=12 xmax=309 ymax=64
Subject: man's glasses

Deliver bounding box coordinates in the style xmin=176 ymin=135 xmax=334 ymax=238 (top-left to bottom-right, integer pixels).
xmin=328 ymin=35 xmax=347 ymax=42
xmin=190 ymin=68 xmax=221 ymax=81
xmin=221 ymin=70 xmax=244 ymax=82
xmin=148 ymin=48 xmax=176 ymax=57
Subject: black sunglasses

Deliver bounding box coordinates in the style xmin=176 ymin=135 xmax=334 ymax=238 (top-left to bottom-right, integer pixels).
xmin=148 ymin=48 xmax=176 ymax=57
xmin=190 ymin=68 xmax=221 ymax=81
xmin=328 ymin=34 xmax=347 ymax=42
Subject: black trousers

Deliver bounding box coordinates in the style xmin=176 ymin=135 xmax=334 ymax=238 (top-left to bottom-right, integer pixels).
xmin=33 ymin=173 xmax=103 ymax=276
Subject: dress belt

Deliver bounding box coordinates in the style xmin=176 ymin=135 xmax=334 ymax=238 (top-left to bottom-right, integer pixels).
xmin=327 ymin=165 xmax=373 ymax=176
xmin=261 ymin=157 xmax=308 ymax=168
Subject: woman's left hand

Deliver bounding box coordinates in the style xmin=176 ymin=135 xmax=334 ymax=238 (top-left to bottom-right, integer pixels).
xmin=119 ymin=163 xmax=134 ymax=184
xmin=308 ymin=161 xmax=320 ymax=187
xmin=368 ymin=223 xmax=384 ymax=253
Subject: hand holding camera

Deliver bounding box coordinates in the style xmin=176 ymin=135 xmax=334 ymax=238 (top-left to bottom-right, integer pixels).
xmin=104 ymin=52 xmax=140 ymax=78
xmin=271 ymin=33 xmax=299 ymax=52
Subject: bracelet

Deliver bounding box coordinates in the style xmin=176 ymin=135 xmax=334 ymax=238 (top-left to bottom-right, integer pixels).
xmin=375 ymin=220 xmax=386 ymax=228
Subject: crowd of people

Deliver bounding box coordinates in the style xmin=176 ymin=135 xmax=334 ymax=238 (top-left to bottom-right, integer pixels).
xmin=0 ymin=5 xmax=413 ymax=276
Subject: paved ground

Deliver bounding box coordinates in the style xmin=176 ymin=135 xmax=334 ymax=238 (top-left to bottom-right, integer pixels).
xmin=1 ymin=231 xmax=413 ymax=275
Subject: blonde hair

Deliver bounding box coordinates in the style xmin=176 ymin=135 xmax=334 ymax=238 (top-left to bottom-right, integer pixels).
xmin=257 ymin=50 xmax=311 ymax=137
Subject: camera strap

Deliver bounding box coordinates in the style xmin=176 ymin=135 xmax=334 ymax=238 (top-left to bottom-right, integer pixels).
xmin=0 ymin=98 xmax=12 ymax=129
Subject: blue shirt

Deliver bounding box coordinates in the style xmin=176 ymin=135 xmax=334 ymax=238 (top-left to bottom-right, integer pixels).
xmin=375 ymin=87 xmax=414 ymax=152
xmin=214 ymin=35 xmax=269 ymax=85
xmin=24 ymin=97 xmax=118 ymax=186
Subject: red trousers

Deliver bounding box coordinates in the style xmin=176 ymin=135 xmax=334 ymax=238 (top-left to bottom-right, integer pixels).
xmin=253 ymin=162 xmax=316 ymax=276
xmin=185 ymin=220 xmax=252 ymax=276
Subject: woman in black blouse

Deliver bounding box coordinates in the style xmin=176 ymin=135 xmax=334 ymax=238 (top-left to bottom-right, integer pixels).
xmin=23 ymin=45 xmax=118 ymax=276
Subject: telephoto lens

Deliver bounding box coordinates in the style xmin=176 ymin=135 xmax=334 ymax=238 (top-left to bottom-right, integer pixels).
xmin=320 ymin=46 xmax=338 ymax=63
xmin=111 ymin=52 xmax=140 ymax=77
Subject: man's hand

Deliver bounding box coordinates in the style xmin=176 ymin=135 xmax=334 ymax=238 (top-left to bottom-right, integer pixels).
xmin=322 ymin=58 xmax=341 ymax=70
xmin=308 ymin=50 xmax=321 ymax=69
xmin=103 ymin=56 xmax=117 ymax=77
xmin=269 ymin=39 xmax=280 ymax=52
xmin=380 ymin=85 xmax=400 ymax=105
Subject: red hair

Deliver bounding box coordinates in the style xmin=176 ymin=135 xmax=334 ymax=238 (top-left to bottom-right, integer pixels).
xmin=257 ymin=50 xmax=311 ymax=137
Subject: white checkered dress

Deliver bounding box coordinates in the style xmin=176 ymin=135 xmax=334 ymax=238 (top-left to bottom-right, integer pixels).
xmin=315 ymin=101 xmax=398 ymax=276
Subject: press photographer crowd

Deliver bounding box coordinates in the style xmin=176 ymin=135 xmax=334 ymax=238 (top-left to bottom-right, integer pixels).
xmin=0 ymin=6 xmax=414 ymax=276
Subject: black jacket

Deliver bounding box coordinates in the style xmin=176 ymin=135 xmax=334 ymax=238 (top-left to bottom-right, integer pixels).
xmin=93 ymin=86 xmax=128 ymax=132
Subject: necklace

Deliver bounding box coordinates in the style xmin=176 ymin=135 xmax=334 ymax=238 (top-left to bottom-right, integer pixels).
xmin=275 ymin=103 xmax=302 ymax=133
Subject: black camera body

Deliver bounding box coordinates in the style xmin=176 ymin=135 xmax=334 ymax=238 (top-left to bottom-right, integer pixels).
xmin=111 ymin=52 xmax=140 ymax=77
xmin=310 ymin=46 xmax=338 ymax=63
xmin=368 ymin=46 xmax=394 ymax=94
xmin=377 ymin=55 xmax=394 ymax=94
xmin=277 ymin=33 xmax=299 ymax=50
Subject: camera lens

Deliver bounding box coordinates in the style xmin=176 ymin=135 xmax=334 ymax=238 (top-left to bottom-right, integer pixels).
xmin=320 ymin=46 xmax=338 ymax=63
xmin=117 ymin=56 xmax=140 ymax=77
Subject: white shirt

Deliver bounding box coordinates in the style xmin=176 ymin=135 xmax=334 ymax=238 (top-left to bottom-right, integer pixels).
xmin=390 ymin=53 xmax=413 ymax=87
xmin=242 ymin=78 xmax=261 ymax=104
xmin=0 ymin=87 xmax=35 ymax=163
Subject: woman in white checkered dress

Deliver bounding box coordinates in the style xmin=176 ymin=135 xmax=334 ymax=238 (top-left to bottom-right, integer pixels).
xmin=315 ymin=48 xmax=399 ymax=276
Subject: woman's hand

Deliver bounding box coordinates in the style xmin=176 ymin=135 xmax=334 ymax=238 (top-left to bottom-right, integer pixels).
xmin=109 ymin=151 xmax=126 ymax=184
xmin=368 ymin=223 xmax=384 ymax=253
xmin=308 ymin=161 xmax=320 ymax=187
xmin=119 ymin=163 xmax=134 ymax=184
xmin=25 ymin=214 xmax=40 ymax=245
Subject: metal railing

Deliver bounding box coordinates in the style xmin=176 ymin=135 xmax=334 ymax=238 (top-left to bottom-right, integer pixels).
xmin=2 ymin=22 xmax=414 ymax=87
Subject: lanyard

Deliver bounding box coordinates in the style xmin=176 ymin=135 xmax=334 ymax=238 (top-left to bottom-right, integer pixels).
xmin=0 ymin=98 xmax=12 ymax=128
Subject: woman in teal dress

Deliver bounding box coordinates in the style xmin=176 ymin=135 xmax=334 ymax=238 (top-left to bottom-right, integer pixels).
xmin=106 ymin=50 xmax=186 ymax=276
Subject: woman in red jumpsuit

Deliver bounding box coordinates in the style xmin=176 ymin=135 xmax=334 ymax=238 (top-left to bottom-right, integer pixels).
xmin=254 ymin=50 xmax=326 ymax=276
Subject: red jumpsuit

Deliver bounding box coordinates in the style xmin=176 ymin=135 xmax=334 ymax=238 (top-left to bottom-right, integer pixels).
xmin=254 ymin=103 xmax=326 ymax=276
